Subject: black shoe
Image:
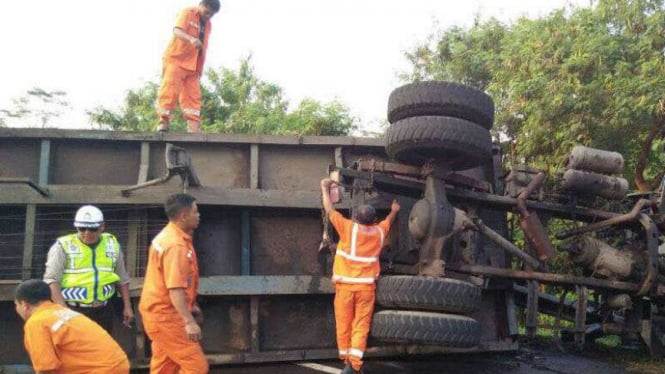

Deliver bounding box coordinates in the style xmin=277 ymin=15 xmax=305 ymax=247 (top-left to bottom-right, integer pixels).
xmin=341 ymin=364 xmax=356 ymax=374
xmin=342 ymin=364 xmax=363 ymax=374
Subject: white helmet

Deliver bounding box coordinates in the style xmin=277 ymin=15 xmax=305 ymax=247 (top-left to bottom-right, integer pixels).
xmin=74 ymin=205 xmax=104 ymax=228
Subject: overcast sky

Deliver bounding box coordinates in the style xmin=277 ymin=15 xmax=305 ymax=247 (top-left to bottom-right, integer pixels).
xmin=0 ymin=0 xmax=591 ymax=132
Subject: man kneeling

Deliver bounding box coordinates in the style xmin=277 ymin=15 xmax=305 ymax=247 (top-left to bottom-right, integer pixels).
xmin=15 ymin=279 xmax=130 ymax=374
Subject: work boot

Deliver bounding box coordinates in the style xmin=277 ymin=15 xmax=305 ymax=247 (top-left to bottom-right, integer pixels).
xmin=156 ymin=118 xmax=169 ymax=133
xmin=341 ymin=364 xmax=356 ymax=374
xmin=341 ymin=363 xmax=363 ymax=374
xmin=187 ymin=119 xmax=201 ymax=133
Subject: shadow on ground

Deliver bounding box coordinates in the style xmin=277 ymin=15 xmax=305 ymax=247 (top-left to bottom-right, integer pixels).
xmin=136 ymin=338 xmax=665 ymax=373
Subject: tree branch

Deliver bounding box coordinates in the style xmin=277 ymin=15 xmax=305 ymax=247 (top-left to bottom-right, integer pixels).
xmin=634 ymin=114 xmax=665 ymax=192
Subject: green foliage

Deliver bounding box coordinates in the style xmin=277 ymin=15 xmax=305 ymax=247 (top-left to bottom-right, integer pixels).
xmin=88 ymin=83 xmax=162 ymax=132
xmin=89 ymin=57 xmax=357 ymax=136
xmin=404 ymin=0 xmax=665 ymax=190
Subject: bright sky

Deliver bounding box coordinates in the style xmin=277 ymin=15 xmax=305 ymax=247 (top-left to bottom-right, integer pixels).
xmin=0 ymin=0 xmax=592 ymax=132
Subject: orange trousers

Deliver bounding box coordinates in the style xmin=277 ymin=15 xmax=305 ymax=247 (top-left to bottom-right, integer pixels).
xmin=156 ymin=63 xmax=202 ymax=123
xmin=334 ymin=284 xmax=376 ymax=371
xmin=144 ymin=320 xmax=209 ymax=374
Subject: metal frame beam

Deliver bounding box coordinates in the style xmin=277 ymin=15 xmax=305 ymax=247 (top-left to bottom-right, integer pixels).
xmin=0 ymin=128 xmax=384 ymax=147
xmin=0 ymin=185 xmax=354 ymax=209
xmin=0 ymin=276 xmax=336 ymax=301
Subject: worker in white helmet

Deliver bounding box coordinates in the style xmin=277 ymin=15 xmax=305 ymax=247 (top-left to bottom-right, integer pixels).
xmin=43 ymin=205 xmax=133 ymax=334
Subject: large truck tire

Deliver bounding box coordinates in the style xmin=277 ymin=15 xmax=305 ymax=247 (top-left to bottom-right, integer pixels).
xmin=385 ymin=116 xmax=492 ymax=169
xmin=376 ymin=276 xmax=481 ymax=314
xmin=387 ymin=81 xmax=494 ymax=129
xmin=370 ymin=310 xmax=481 ymax=347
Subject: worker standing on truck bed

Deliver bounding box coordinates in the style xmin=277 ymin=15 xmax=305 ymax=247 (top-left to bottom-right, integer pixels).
xmin=139 ymin=193 xmax=208 ymax=373
xmin=155 ymin=0 xmax=220 ymax=133
xmin=320 ymin=178 xmax=400 ymax=374
xmin=43 ymin=205 xmax=134 ymax=334
xmin=15 ymin=279 xmax=130 ymax=374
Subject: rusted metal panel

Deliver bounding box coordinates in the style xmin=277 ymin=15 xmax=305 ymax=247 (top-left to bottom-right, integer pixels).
xmin=196 ymin=207 xmax=243 ymax=276
xmin=0 ymin=303 xmax=29 ymax=363
xmin=251 ymin=212 xmax=325 ymax=276
xmin=259 ymin=295 xmax=336 ymax=350
xmin=50 ymin=140 xmax=140 ymax=185
xmin=200 ymin=298 xmax=251 ymax=353
xmin=0 ymin=139 xmax=40 ymax=181
xmin=259 ymin=145 xmax=333 ymax=191
xmin=0 ymin=207 xmax=26 ymax=280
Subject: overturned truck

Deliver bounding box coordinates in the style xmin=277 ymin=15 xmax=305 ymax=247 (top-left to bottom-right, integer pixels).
xmin=0 ymin=81 xmax=664 ymax=370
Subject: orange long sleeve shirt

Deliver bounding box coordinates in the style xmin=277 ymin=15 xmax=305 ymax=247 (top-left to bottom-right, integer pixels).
xmin=139 ymin=222 xmax=200 ymax=327
xmin=23 ymin=301 xmax=129 ymax=374
xmin=163 ymin=7 xmax=212 ymax=75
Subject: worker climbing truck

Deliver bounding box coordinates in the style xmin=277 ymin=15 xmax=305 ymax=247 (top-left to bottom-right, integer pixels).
xmin=1 ymin=81 xmax=665 ymax=371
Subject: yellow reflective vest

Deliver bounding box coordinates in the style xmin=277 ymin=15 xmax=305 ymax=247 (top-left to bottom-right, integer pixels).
xmin=57 ymin=233 xmax=121 ymax=304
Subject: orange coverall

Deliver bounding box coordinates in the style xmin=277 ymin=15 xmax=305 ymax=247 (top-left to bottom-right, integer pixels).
xmin=23 ymin=301 xmax=129 ymax=374
xmin=329 ymin=210 xmax=391 ymax=371
xmin=156 ymin=7 xmax=212 ymax=126
xmin=138 ymin=222 xmax=208 ymax=374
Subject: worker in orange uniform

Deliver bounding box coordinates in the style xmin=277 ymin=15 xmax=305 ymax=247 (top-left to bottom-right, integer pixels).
xmin=320 ymin=178 xmax=400 ymax=374
xmin=139 ymin=193 xmax=208 ymax=373
xmin=156 ymin=0 xmax=221 ymax=133
xmin=15 ymin=279 xmax=130 ymax=374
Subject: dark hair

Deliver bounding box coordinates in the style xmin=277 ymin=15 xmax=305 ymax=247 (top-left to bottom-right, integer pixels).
xmin=15 ymin=280 xmax=51 ymax=305
xmin=353 ymin=204 xmax=376 ymax=225
xmin=201 ymin=0 xmax=221 ymax=12
xmin=164 ymin=193 xmax=197 ymax=220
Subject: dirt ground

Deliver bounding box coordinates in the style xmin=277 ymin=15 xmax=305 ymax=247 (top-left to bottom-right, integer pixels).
xmin=202 ymin=338 xmax=665 ymax=374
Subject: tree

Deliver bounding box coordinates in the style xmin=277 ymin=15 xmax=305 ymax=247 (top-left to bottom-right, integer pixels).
xmin=87 ymin=83 xmax=160 ymax=132
xmin=89 ymin=57 xmax=357 ymax=136
xmin=1 ymin=88 xmax=69 ymax=128
xmin=403 ymin=0 xmax=665 ymax=191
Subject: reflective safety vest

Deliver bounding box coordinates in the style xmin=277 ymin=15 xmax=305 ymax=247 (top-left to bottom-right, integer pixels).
xmin=332 ymin=223 xmax=385 ymax=284
xmin=58 ymin=233 xmax=121 ymax=304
